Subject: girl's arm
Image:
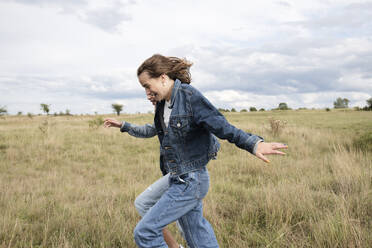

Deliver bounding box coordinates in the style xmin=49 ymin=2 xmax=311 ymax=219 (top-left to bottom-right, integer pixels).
xmin=103 ymin=118 xmax=157 ymax=138
xmin=121 ymin=121 xmax=157 ymax=138
xmin=190 ymin=90 xmax=286 ymax=161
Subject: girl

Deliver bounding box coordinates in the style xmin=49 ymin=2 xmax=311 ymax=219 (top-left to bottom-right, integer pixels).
xmin=104 ymin=95 xmax=187 ymax=248
xmin=105 ymin=54 xmax=287 ymax=248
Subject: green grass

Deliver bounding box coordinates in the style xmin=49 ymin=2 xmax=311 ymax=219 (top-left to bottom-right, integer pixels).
xmin=0 ymin=110 xmax=371 ymax=247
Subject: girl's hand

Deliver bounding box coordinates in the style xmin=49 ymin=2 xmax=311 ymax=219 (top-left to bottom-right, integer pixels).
xmin=103 ymin=118 xmax=122 ymax=128
xmin=255 ymin=142 xmax=288 ymax=163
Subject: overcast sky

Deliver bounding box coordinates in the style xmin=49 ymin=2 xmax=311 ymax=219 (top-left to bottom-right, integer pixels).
xmin=1 ymin=0 xmax=371 ymax=114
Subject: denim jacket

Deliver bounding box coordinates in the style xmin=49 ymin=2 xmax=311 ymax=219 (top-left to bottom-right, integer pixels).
xmin=121 ymin=79 xmax=263 ymax=176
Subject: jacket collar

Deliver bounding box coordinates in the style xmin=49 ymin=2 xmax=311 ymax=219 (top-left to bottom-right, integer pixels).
xmin=169 ymin=79 xmax=181 ymax=109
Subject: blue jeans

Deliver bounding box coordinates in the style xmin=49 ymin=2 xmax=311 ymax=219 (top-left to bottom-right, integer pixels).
xmin=134 ymin=173 xmax=185 ymax=240
xmin=134 ymin=174 xmax=171 ymax=217
xmin=134 ymin=167 xmax=219 ymax=248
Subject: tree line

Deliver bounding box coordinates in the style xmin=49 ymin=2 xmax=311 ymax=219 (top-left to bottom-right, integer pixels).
xmin=1 ymin=98 xmax=371 ymax=117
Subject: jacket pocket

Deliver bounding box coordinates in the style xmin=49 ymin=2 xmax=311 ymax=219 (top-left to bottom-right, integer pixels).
xmin=169 ymin=116 xmax=190 ymax=141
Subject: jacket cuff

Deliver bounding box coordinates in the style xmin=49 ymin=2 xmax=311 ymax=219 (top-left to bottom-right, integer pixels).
xmin=120 ymin=121 xmax=131 ymax=132
xmin=245 ymin=135 xmax=264 ymax=154
xmin=252 ymin=139 xmax=264 ymax=155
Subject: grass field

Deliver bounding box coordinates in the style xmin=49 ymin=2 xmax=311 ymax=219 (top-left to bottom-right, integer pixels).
xmin=0 ymin=109 xmax=371 ymax=247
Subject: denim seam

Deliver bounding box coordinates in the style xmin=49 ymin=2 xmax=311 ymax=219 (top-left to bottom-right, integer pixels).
xmin=180 ymin=214 xmax=198 ymax=248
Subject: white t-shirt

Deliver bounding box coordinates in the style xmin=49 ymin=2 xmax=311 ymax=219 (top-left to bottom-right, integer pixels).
xmin=163 ymin=100 xmax=172 ymax=128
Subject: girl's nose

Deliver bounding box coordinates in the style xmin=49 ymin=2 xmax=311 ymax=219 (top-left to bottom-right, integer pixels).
xmin=145 ymin=89 xmax=151 ymax=96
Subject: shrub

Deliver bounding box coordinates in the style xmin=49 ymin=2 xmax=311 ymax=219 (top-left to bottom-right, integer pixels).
xmin=240 ymin=109 xmax=247 ymax=112
xmin=0 ymin=106 xmax=7 ymax=116
xmin=326 ymin=108 xmax=331 ymax=112
xmin=39 ymin=119 xmax=49 ymax=134
xmin=249 ymin=107 xmax=257 ymax=112
xmin=268 ymin=117 xmax=287 ymax=137
xmin=88 ymin=117 xmax=104 ymax=129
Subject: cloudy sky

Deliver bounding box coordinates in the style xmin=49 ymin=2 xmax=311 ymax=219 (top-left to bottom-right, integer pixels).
xmin=1 ymin=0 xmax=371 ymax=114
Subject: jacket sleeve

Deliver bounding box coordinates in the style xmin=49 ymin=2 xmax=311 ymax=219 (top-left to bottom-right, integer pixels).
xmin=190 ymin=90 xmax=263 ymax=154
xmin=120 ymin=121 xmax=157 ymax=138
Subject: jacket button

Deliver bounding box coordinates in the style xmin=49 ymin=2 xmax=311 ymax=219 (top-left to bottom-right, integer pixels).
xmin=177 ymin=122 xmax=181 ymax=128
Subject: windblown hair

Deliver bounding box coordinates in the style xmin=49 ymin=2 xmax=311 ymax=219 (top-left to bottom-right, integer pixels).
xmin=137 ymin=54 xmax=193 ymax=84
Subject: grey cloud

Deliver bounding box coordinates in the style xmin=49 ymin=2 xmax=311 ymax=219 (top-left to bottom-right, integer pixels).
xmin=83 ymin=5 xmax=131 ymax=33
xmin=0 ymin=74 xmax=144 ymax=102
xmin=171 ymin=34 xmax=372 ymax=96
xmin=6 ymin=0 xmax=136 ymax=33
xmin=286 ymin=2 xmax=372 ymax=35
xmin=199 ymin=65 xmax=341 ymax=95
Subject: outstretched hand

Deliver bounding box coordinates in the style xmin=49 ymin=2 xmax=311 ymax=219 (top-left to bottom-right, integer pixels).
xmin=255 ymin=142 xmax=288 ymax=163
xmin=103 ymin=118 xmax=122 ymax=128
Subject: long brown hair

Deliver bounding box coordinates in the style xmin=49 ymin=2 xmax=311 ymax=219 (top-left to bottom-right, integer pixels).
xmin=137 ymin=54 xmax=193 ymax=84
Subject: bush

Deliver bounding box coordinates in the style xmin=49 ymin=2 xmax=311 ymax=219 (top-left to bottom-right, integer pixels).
xmin=278 ymin=102 xmax=290 ymax=110
xmin=268 ymin=117 xmax=287 ymax=137
xmin=249 ymin=107 xmax=257 ymax=112
xmin=240 ymin=109 xmax=247 ymax=112
xmin=326 ymin=108 xmax=331 ymax=112
xmin=88 ymin=117 xmax=104 ymax=129
xmin=0 ymin=106 xmax=7 ymax=116
xmin=259 ymin=108 xmax=265 ymax=112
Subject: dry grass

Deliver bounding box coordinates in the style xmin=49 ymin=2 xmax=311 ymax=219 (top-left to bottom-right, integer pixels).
xmin=0 ymin=110 xmax=371 ymax=247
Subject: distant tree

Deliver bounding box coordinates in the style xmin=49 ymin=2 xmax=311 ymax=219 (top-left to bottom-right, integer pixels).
xmin=326 ymin=108 xmax=331 ymax=112
xmin=366 ymin=97 xmax=372 ymax=110
xmin=240 ymin=109 xmax=247 ymax=112
xmin=278 ymin=102 xmax=289 ymax=110
xmin=40 ymin=103 xmax=51 ymax=115
xmin=249 ymin=107 xmax=257 ymax=112
xmin=27 ymin=112 xmax=33 ymax=118
xmin=112 ymin=103 xmax=123 ymax=116
xmin=17 ymin=111 xmax=22 ymax=116
xmin=65 ymin=109 xmax=71 ymax=116
xmin=231 ymin=108 xmax=236 ymax=112
xmin=333 ymin=97 xmax=349 ymax=109
xmin=259 ymin=108 xmax=265 ymax=112
xmin=0 ymin=106 xmax=7 ymax=116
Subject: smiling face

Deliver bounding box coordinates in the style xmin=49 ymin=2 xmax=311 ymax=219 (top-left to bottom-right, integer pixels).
xmin=138 ymin=71 xmax=173 ymax=102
